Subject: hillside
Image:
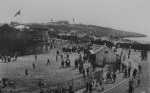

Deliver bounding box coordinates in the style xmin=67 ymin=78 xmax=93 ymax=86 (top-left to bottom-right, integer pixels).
xmin=28 ymin=23 xmax=146 ymax=38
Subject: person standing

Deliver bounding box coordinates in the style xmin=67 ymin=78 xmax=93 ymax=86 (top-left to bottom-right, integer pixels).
xmin=128 ymin=49 xmax=131 ymax=59
xmin=136 ymin=76 xmax=140 ymax=87
xmin=82 ymin=68 xmax=85 ymax=78
xmin=86 ymin=68 xmax=89 ymax=76
xmin=68 ymin=59 xmax=71 ymax=67
xmin=128 ymin=78 xmax=134 ymax=93
xmin=128 ymin=67 xmax=131 ymax=77
xmin=122 ymin=63 xmax=125 ymax=73
xmin=132 ymin=68 xmax=137 ymax=79
xmin=0 ymin=86 xmax=1 ymax=93
xmin=112 ymin=72 xmax=116 ymax=83
xmin=123 ymin=54 xmax=126 ymax=61
xmin=128 ymin=61 xmax=131 ymax=69
xmin=57 ymin=50 xmax=59 ymax=55
xmin=138 ymin=64 xmax=142 ymax=73
xmin=124 ymin=68 xmax=127 ymax=78
xmin=25 ymin=68 xmax=28 ymax=77
xmin=35 ymin=55 xmax=37 ymax=61
xmin=61 ymin=60 xmax=65 ymax=67
xmin=74 ymin=59 xmax=78 ymax=68
xmin=89 ymin=82 xmax=93 ymax=93
xmin=33 ymin=62 xmax=36 ymax=69
xmin=15 ymin=53 xmax=18 ymax=61
xmin=128 ymin=84 xmax=134 ymax=93
xmin=68 ymin=85 xmax=73 ymax=93
xmin=61 ymin=54 xmax=63 ymax=61
xmin=4 ymin=56 xmax=7 ymax=63
xmin=86 ymin=82 xmax=89 ymax=92
xmin=66 ymin=53 xmax=69 ymax=59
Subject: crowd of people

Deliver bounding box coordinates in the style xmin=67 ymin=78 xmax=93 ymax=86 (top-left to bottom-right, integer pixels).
xmin=0 ymin=53 xmax=18 ymax=63
xmin=0 ymin=38 xmax=146 ymax=93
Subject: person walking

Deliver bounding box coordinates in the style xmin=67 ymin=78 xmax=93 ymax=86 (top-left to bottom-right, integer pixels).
xmin=46 ymin=59 xmax=51 ymax=66
xmin=25 ymin=68 xmax=28 ymax=77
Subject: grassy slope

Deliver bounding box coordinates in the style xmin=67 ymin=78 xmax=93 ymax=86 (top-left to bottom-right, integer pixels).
xmin=29 ymin=23 xmax=146 ymax=38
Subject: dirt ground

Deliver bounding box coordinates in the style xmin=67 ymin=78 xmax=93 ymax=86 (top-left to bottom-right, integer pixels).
xmin=0 ymin=48 xmax=91 ymax=93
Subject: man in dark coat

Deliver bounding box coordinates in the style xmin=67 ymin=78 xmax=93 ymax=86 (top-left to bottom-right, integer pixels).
xmin=86 ymin=82 xmax=89 ymax=92
xmin=112 ymin=72 xmax=116 ymax=83
xmin=74 ymin=59 xmax=78 ymax=68
xmin=35 ymin=55 xmax=37 ymax=61
xmin=124 ymin=68 xmax=127 ymax=78
xmin=138 ymin=64 xmax=142 ymax=73
xmin=86 ymin=68 xmax=89 ymax=76
xmin=68 ymin=85 xmax=73 ymax=93
xmin=25 ymin=68 xmax=28 ymax=77
xmin=132 ymin=69 xmax=137 ymax=79
xmin=82 ymin=68 xmax=85 ymax=78
xmin=61 ymin=60 xmax=65 ymax=67
xmin=128 ymin=84 xmax=134 ymax=93
xmin=89 ymin=82 xmax=93 ymax=93
xmin=128 ymin=67 xmax=131 ymax=77
xmin=33 ymin=62 xmax=36 ymax=69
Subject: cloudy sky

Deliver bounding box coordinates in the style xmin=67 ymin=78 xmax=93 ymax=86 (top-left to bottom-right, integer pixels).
xmin=0 ymin=0 xmax=150 ymax=41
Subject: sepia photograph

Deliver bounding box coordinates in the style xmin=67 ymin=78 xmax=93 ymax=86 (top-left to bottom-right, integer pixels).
xmin=0 ymin=0 xmax=149 ymax=93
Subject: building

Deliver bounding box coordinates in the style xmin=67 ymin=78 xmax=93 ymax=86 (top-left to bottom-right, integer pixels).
xmin=89 ymin=45 xmax=120 ymax=65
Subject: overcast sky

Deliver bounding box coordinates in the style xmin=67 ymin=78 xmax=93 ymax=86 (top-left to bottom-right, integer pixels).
xmin=0 ymin=0 xmax=150 ymax=40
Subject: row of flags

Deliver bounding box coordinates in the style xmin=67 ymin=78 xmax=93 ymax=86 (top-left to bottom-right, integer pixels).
xmin=14 ymin=10 xmax=75 ymax=22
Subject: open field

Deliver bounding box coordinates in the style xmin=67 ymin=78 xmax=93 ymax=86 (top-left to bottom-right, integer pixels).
xmin=0 ymin=48 xmax=91 ymax=93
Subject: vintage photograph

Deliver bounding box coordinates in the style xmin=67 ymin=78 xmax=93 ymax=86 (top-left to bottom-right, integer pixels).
xmin=0 ymin=0 xmax=149 ymax=93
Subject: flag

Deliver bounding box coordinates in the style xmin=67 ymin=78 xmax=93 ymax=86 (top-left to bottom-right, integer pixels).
xmin=14 ymin=10 xmax=21 ymax=17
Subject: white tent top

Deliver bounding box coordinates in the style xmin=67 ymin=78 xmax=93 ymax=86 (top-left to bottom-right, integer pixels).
xmin=15 ymin=25 xmax=29 ymax=29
